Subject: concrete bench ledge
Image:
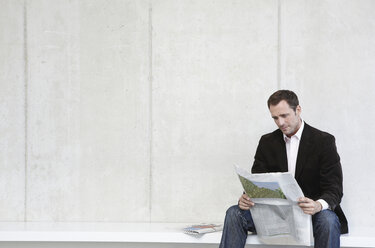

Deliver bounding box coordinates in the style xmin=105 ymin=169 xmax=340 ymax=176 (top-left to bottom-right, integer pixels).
xmin=0 ymin=222 xmax=374 ymax=248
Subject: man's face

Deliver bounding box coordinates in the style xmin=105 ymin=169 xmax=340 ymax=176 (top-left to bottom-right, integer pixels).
xmin=269 ymin=100 xmax=302 ymax=137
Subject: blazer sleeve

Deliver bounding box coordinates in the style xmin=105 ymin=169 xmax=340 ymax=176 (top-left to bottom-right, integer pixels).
xmin=252 ymin=136 xmax=268 ymax=174
xmin=319 ymin=135 xmax=343 ymax=210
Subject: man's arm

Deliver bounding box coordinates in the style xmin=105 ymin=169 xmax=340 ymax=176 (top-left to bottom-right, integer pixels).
xmin=318 ymin=135 xmax=343 ymax=210
xmin=298 ymin=134 xmax=343 ymax=215
xmin=251 ymin=136 xmax=268 ymax=174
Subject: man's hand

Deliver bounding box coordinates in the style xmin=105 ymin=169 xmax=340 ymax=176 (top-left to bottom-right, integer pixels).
xmin=238 ymin=193 xmax=255 ymax=210
xmin=298 ymin=197 xmax=322 ymax=215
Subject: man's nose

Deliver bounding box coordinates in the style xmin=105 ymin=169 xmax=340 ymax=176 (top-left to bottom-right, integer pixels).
xmin=278 ymin=118 xmax=285 ymax=126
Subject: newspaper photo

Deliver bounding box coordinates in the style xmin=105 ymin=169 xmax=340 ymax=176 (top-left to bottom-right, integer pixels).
xmin=236 ymin=166 xmax=312 ymax=246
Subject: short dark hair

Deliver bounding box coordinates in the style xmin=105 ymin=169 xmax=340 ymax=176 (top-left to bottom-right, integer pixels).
xmin=267 ymin=90 xmax=299 ymax=111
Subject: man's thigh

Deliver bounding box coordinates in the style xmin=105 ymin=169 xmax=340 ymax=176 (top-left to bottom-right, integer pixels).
xmin=312 ymin=209 xmax=340 ymax=235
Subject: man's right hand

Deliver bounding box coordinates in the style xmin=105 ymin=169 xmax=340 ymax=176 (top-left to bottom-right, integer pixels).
xmin=238 ymin=193 xmax=255 ymax=210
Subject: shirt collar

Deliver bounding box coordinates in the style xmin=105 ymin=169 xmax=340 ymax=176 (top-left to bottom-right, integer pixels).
xmin=284 ymin=119 xmax=304 ymax=141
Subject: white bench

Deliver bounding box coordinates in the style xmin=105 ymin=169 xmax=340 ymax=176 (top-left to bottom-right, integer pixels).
xmin=0 ymin=222 xmax=373 ymax=248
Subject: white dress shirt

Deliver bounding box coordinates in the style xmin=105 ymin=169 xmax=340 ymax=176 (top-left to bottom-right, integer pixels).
xmin=283 ymin=120 xmax=329 ymax=211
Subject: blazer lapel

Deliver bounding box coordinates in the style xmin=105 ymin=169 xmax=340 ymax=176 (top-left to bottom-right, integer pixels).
xmin=275 ymin=130 xmax=288 ymax=172
xmin=295 ymin=123 xmax=312 ymax=180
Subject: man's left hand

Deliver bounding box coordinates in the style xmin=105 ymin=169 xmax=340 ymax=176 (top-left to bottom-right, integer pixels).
xmin=297 ymin=197 xmax=322 ymax=215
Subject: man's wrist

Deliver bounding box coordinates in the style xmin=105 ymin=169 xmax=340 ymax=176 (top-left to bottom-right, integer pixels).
xmin=317 ymin=199 xmax=329 ymax=211
xmin=316 ymin=201 xmax=322 ymax=213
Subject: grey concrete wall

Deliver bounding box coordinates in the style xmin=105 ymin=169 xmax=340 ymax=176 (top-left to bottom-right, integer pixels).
xmin=151 ymin=0 xmax=277 ymax=222
xmin=1 ymin=0 xmax=375 ymax=234
xmin=0 ymin=0 xmax=25 ymax=221
xmin=25 ymin=0 xmax=150 ymax=221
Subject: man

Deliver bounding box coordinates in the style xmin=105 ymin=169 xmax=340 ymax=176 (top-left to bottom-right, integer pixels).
xmin=219 ymin=90 xmax=348 ymax=248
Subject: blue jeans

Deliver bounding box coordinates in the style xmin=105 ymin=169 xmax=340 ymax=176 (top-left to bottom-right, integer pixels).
xmin=219 ymin=205 xmax=341 ymax=248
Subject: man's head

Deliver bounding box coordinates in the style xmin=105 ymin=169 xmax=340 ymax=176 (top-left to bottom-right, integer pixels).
xmin=267 ymin=90 xmax=302 ymax=137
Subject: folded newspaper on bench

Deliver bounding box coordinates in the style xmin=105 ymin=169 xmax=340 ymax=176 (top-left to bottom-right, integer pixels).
xmin=183 ymin=224 xmax=223 ymax=235
xmin=236 ymin=166 xmax=312 ymax=246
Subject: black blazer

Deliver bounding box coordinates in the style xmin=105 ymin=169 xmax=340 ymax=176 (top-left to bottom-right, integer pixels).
xmin=251 ymin=123 xmax=348 ymax=234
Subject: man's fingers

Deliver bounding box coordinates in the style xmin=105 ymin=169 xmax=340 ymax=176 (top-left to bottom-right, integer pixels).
xmin=298 ymin=202 xmax=314 ymax=208
xmin=300 ymin=206 xmax=314 ymax=215
xmin=297 ymin=197 xmax=322 ymax=215
xmin=244 ymin=198 xmax=254 ymax=206
xmin=298 ymin=197 xmax=314 ymax=208
xmin=239 ymin=198 xmax=253 ymax=206
xmin=238 ymin=200 xmax=251 ymax=210
xmin=238 ymin=194 xmax=254 ymax=210
xmin=298 ymin=197 xmax=312 ymax=203
xmin=238 ymin=202 xmax=250 ymax=210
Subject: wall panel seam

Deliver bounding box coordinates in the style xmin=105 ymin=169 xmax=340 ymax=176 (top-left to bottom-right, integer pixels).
xmin=23 ymin=0 xmax=29 ymax=222
xmin=148 ymin=0 xmax=153 ymax=223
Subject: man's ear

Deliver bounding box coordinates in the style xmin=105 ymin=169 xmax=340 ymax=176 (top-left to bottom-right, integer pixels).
xmin=296 ymin=105 xmax=301 ymax=115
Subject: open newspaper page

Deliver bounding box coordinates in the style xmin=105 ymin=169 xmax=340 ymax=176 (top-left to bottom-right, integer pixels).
xmin=236 ymin=166 xmax=312 ymax=246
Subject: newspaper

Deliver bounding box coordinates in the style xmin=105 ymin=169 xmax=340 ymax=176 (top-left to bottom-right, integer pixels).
xmin=183 ymin=224 xmax=223 ymax=235
xmin=236 ymin=166 xmax=312 ymax=246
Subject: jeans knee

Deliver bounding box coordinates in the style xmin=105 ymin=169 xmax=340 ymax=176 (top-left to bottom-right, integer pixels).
xmin=313 ymin=210 xmax=340 ymax=234
xmin=225 ymin=205 xmax=240 ymax=220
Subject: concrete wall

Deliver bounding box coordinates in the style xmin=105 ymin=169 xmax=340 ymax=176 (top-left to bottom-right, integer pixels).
xmin=1 ymin=0 xmax=375 ymax=234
